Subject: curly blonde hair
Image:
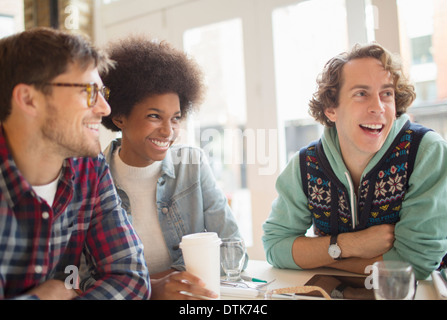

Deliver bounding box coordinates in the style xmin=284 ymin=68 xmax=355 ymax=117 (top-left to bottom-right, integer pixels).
xmin=309 ymin=43 xmax=416 ymax=127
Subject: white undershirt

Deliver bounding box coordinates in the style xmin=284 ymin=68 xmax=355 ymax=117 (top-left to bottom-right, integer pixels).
xmin=33 ymin=173 xmax=61 ymax=207
xmin=111 ymin=149 xmax=172 ymax=274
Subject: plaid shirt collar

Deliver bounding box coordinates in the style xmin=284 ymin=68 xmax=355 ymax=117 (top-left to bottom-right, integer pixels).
xmin=0 ymin=125 xmax=75 ymax=212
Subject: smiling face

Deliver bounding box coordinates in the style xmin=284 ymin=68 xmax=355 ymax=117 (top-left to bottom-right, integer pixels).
xmin=324 ymin=57 xmax=397 ymax=165
xmin=41 ymin=63 xmax=111 ymax=158
xmin=113 ymin=92 xmax=181 ymax=167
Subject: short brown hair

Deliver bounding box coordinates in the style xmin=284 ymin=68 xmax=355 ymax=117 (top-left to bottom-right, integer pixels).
xmin=0 ymin=27 xmax=112 ymax=121
xmin=309 ymin=43 xmax=416 ymax=127
xmin=101 ymin=36 xmax=205 ymax=132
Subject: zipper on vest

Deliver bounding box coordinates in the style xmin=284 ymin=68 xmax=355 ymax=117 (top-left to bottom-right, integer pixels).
xmin=344 ymin=171 xmax=358 ymax=229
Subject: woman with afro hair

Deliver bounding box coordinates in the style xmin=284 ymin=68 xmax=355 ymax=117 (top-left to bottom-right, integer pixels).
xmin=96 ymin=36 xmax=245 ymax=300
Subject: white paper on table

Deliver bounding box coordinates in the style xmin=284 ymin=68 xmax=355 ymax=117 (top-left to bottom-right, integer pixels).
xmin=220 ymin=286 xmax=260 ymax=298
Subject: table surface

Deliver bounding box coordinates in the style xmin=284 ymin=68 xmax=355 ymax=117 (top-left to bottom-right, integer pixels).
xmin=221 ymin=259 xmax=439 ymax=300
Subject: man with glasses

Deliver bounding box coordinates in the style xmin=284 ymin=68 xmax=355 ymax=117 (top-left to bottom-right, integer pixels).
xmin=0 ymin=27 xmax=150 ymax=299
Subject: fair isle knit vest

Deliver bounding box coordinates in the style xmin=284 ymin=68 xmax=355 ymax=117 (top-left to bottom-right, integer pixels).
xmin=299 ymin=120 xmax=431 ymax=237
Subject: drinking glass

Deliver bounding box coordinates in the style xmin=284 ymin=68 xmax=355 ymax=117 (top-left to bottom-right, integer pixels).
xmin=221 ymin=238 xmax=246 ymax=281
xmin=373 ymin=261 xmax=416 ymax=300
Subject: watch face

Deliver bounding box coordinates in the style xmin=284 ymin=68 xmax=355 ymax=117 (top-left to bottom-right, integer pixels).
xmin=328 ymin=244 xmax=341 ymax=258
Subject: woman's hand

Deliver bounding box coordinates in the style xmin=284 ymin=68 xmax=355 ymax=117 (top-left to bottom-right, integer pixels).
xmin=150 ymin=270 xmax=218 ymax=300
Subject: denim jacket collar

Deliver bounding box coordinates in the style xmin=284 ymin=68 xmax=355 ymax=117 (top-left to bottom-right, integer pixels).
xmin=103 ymin=138 xmax=176 ymax=180
xmin=103 ymin=138 xmax=245 ymax=272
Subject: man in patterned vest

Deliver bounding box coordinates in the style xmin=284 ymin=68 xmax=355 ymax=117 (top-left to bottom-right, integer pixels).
xmin=263 ymin=43 xmax=447 ymax=284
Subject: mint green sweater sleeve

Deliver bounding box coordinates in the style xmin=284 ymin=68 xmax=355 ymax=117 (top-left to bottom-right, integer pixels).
xmin=383 ymin=131 xmax=447 ymax=280
xmin=263 ymin=129 xmax=447 ymax=279
xmin=262 ymin=151 xmax=311 ymax=269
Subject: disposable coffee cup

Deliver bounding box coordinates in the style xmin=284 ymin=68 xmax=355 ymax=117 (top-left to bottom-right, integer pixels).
xmin=180 ymin=232 xmax=222 ymax=299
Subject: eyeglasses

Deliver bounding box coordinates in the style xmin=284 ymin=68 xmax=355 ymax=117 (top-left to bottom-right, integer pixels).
xmin=44 ymin=82 xmax=110 ymax=107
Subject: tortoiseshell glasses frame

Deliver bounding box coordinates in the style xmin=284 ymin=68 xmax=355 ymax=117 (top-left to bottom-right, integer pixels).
xmin=44 ymin=82 xmax=110 ymax=107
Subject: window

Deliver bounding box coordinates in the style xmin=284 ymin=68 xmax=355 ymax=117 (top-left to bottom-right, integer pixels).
xmin=183 ymin=18 xmax=253 ymax=246
xmin=411 ymin=35 xmax=433 ymax=65
xmin=272 ymin=0 xmax=349 ymax=161
xmin=397 ymin=0 xmax=447 ymax=138
xmin=95 ymin=0 xmax=447 ymax=260
xmin=0 ymin=14 xmax=14 ymax=38
xmin=0 ymin=0 xmax=23 ymax=38
xmin=0 ymin=0 xmax=25 ymax=38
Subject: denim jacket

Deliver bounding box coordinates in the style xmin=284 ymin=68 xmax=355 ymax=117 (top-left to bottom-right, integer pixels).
xmin=104 ymin=139 xmax=244 ymax=271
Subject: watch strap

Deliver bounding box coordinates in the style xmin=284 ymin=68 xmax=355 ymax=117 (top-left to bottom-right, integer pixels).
xmin=330 ymin=234 xmax=338 ymax=245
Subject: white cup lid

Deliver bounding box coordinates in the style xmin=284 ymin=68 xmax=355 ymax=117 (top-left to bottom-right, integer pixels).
xmin=179 ymin=232 xmax=221 ymax=248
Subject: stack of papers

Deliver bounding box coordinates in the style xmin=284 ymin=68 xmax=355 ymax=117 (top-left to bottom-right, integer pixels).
xmin=220 ymin=286 xmax=260 ymax=298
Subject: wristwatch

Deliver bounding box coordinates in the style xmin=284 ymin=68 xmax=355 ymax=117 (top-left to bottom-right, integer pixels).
xmin=331 ymin=283 xmax=347 ymax=299
xmin=328 ymin=234 xmax=342 ymax=260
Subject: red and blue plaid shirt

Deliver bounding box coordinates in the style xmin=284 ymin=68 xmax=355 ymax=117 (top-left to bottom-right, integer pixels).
xmin=0 ymin=127 xmax=150 ymax=299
